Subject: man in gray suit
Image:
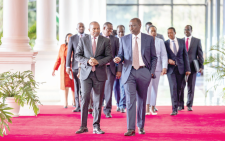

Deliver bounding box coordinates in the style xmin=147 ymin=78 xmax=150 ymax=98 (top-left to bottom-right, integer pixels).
xmin=101 ymin=22 xmax=122 ymax=118
xmin=75 ymin=21 xmax=113 ymax=134
xmin=114 ymin=18 xmax=157 ymax=136
xmin=66 ymin=22 xmax=88 ymax=112
xmin=179 ymin=25 xmax=204 ymax=111
xmin=145 ymin=22 xmax=165 ymax=41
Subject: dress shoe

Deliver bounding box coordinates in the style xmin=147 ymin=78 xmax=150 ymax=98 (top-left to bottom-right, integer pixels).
xmin=154 ymin=106 xmax=158 ymax=112
xmin=64 ymin=106 xmax=68 ymax=108
xmin=120 ymin=108 xmax=125 ymax=113
xmin=72 ymin=108 xmax=81 ymax=112
xmin=124 ymin=129 xmax=135 ymax=136
xmin=177 ymin=106 xmax=184 ymax=111
xmin=116 ymin=107 xmax=120 ymax=112
xmin=138 ymin=128 xmax=145 ymax=134
xmin=145 ymin=112 xmax=150 ymax=115
xmin=187 ymin=107 xmax=193 ymax=111
xmin=105 ymin=113 xmax=112 ymax=118
xmin=170 ymin=111 xmax=178 ymax=116
xmin=93 ymin=127 xmax=105 ymax=134
xmin=150 ymin=107 xmax=157 ymax=115
xmin=76 ymin=127 xmax=88 ymax=134
xmin=88 ymin=109 xmax=93 ymax=114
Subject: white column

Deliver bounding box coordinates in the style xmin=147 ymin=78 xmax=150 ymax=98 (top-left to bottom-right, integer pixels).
xmin=34 ymin=0 xmax=57 ymax=51
xmin=59 ymin=0 xmax=76 ymax=45
xmin=0 ymin=0 xmax=31 ymax=52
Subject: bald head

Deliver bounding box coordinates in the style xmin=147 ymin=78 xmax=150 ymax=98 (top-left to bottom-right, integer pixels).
xmin=89 ymin=21 xmax=100 ymax=37
xmin=76 ymin=22 xmax=85 ymax=34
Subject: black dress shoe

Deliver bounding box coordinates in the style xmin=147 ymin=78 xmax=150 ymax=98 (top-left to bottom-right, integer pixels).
xmin=187 ymin=107 xmax=193 ymax=111
xmin=124 ymin=129 xmax=135 ymax=136
xmin=72 ymin=108 xmax=81 ymax=112
xmin=116 ymin=107 xmax=120 ymax=112
xmin=177 ymin=106 xmax=183 ymax=111
xmin=105 ymin=113 xmax=112 ymax=118
xmin=170 ymin=111 xmax=178 ymax=116
xmin=76 ymin=127 xmax=88 ymax=134
xmin=64 ymin=106 xmax=68 ymax=108
xmin=121 ymin=108 xmax=125 ymax=113
xmin=93 ymin=127 xmax=105 ymax=134
xmin=138 ymin=128 xmax=145 ymax=134
xmin=154 ymin=106 xmax=158 ymax=112
xmin=88 ymin=109 xmax=93 ymax=114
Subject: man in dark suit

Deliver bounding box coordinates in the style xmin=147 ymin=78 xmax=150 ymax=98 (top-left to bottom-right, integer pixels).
xmin=114 ymin=18 xmax=157 ymax=136
xmin=179 ymin=25 xmax=204 ymax=111
xmin=165 ymin=27 xmax=191 ymax=116
xmin=75 ymin=21 xmax=113 ymax=134
xmin=66 ymin=22 xmax=88 ymax=112
xmin=101 ymin=22 xmax=121 ymax=118
xmin=145 ymin=22 xmax=165 ymax=41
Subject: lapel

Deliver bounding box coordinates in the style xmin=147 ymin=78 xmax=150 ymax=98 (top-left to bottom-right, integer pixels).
xmin=167 ymin=40 xmax=175 ymax=56
xmin=141 ymin=33 xmax=146 ymax=57
xmin=95 ymin=35 xmax=103 ymax=56
xmin=176 ymin=38 xmax=182 ymax=55
xmin=75 ymin=34 xmax=79 ymax=44
xmin=188 ymin=37 xmax=195 ymax=51
xmin=88 ymin=35 xmax=94 ymax=56
xmin=127 ymin=34 xmax=132 ymax=57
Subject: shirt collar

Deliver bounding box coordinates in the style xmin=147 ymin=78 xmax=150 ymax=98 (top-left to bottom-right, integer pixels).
xmin=102 ymin=32 xmax=110 ymax=38
xmin=132 ymin=32 xmax=141 ymax=39
xmin=185 ymin=35 xmax=192 ymax=40
xmin=91 ymin=35 xmax=99 ymax=40
xmin=78 ymin=33 xmax=85 ymax=37
xmin=170 ymin=37 xmax=177 ymax=42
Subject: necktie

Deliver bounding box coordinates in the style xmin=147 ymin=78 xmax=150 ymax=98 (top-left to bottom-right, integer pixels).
xmin=186 ymin=38 xmax=189 ymax=51
xmin=80 ymin=34 xmax=82 ymax=38
xmin=132 ymin=37 xmax=140 ymax=70
xmin=92 ymin=37 xmax=96 ymax=72
xmin=172 ymin=40 xmax=178 ymax=55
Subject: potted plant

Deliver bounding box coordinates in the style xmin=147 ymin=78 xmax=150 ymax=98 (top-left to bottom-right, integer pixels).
xmin=0 ymin=70 xmax=43 ymax=117
xmin=0 ymin=102 xmax=13 ymax=137
xmin=204 ymin=39 xmax=225 ymax=102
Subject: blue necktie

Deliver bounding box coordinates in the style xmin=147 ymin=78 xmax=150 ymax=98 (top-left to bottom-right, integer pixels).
xmin=172 ymin=40 xmax=177 ymax=55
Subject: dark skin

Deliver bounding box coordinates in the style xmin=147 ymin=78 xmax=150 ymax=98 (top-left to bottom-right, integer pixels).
xmin=117 ymin=26 xmax=125 ymax=38
xmin=88 ymin=22 xmax=100 ymax=66
xmin=76 ymin=23 xmax=85 ymax=34
xmin=167 ymin=29 xmax=191 ymax=76
xmin=145 ymin=23 xmax=152 ymax=33
xmin=102 ymin=24 xmax=113 ymax=37
xmin=184 ymin=25 xmax=203 ymax=73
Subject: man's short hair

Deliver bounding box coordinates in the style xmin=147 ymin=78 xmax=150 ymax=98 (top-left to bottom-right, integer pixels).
xmin=145 ymin=22 xmax=152 ymax=26
xmin=168 ymin=27 xmax=176 ymax=33
xmin=77 ymin=22 xmax=84 ymax=28
xmin=131 ymin=18 xmax=141 ymax=25
xmin=147 ymin=25 xmax=157 ymax=33
xmin=117 ymin=25 xmax=125 ymax=30
xmin=187 ymin=25 xmax=193 ymax=30
xmin=89 ymin=21 xmax=99 ymax=28
xmin=103 ymin=22 xmax=113 ymax=28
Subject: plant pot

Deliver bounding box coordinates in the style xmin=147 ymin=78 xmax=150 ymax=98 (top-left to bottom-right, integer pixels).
xmin=5 ymin=97 xmax=20 ymax=117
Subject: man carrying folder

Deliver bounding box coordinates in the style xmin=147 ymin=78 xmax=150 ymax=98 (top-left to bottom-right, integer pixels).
xmin=179 ymin=25 xmax=204 ymax=111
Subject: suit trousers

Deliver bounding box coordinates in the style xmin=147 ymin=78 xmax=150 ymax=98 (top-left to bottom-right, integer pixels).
xmin=146 ymin=71 xmax=161 ymax=106
xmin=167 ymin=67 xmax=185 ymax=112
xmin=73 ymin=69 xmax=80 ymax=108
xmin=80 ymin=71 xmax=105 ymax=128
xmin=180 ymin=71 xmax=197 ymax=108
xmin=103 ymin=66 xmax=116 ymax=114
xmin=113 ymin=78 xmax=126 ymax=109
xmin=124 ymin=67 xmax=151 ymax=130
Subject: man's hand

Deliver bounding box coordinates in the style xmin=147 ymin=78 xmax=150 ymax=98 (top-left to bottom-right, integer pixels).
xmin=199 ymin=68 xmax=203 ymax=73
xmin=77 ymin=68 xmax=81 ymax=79
xmin=168 ymin=59 xmax=175 ymax=65
xmin=66 ymin=68 xmax=70 ymax=75
xmin=113 ymin=57 xmax=121 ymax=64
xmin=116 ymin=72 xmax=122 ymax=79
xmin=186 ymin=71 xmax=191 ymax=76
xmin=161 ymin=68 xmax=167 ymax=75
xmin=89 ymin=57 xmax=99 ymax=66
xmin=88 ymin=59 xmax=95 ymax=66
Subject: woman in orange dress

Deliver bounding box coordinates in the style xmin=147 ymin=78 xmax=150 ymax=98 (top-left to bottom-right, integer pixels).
xmin=52 ymin=33 xmax=75 ymax=108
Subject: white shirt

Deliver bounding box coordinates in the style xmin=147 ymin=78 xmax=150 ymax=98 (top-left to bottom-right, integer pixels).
xmin=102 ymin=33 xmax=109 ymax=38
xmin=169 ymin=37 xmax=179 ymax=53
xmin=132 ymin=32 xmax=145 ymax=66
xmin=78 ymin=33 xmax=85 ymax=38
xmin=185 ymin=35 xmax=192 ymax=49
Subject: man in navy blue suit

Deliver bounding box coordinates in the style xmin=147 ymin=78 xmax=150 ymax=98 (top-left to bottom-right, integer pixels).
xmin=164 ymin=27 xmax=191 ymax=116
xmin=114 ymin=18 xmax=157 ymax=136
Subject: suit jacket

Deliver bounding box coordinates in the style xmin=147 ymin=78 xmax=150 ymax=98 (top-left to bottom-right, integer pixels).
xmin=156 ymin=33 xmax=165 ymax=41
xmin=66 ymin=34 xmax=88 ymax=71
xmin=182 ymin=37 xmax=204 ymax=72
xmin=100 ymin=33 xmax=122 ymax=75
xmin=117 ymin=33 xmax=158 ymax=84
xmin=165 ymin=38 xmax=190 ymax=74
xmin=75 ymin=35 xmax=113 ymax=81
xmin=154 ymin=37 xmax=168 ymax=72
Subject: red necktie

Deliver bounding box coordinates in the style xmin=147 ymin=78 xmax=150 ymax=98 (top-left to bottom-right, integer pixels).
xmin=92 ymin=37 xmax=96 ymax=72
xmin=186 ymin=38 xmax=189 ymax=51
